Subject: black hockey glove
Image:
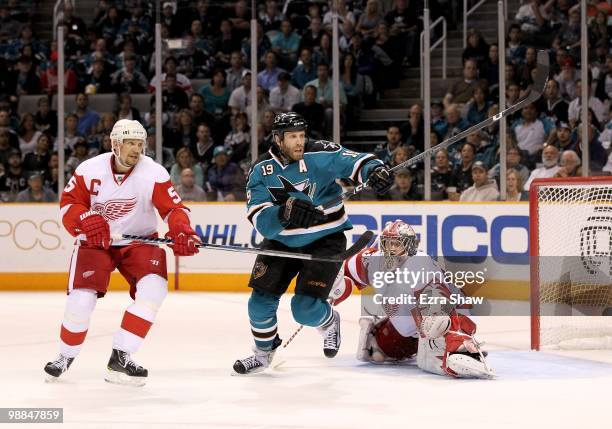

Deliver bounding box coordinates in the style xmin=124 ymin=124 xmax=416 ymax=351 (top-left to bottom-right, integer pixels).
xmin=279 ymin=197 xmax=325 ymax=228
xmin=367 ymin=165 xmax=394 ymax=194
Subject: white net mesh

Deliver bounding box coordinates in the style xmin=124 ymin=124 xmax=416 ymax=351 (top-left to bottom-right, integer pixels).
xmin=534 ymin=180 xmax=612 ymax=349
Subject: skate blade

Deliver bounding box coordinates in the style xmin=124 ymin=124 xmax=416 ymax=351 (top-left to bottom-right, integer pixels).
xmin=104 ymin=369 xmax=147 ymax=386
xmin=230 ymin=366 xmax=269 ymax=376
xmin=271 ymin=359 xmax=286 ymax=369
xmin=44 ymin=373 xmax=61 ymax=383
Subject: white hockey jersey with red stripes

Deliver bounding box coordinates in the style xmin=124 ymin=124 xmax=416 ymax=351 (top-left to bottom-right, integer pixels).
xmin=60 ymin=152 xmax=188 ymax=246
xmin=343 ymin=248 xmax=464 ymax=319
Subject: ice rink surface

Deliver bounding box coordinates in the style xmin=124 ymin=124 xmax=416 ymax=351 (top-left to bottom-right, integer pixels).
xmin=1 ymin=291 xmax=611 ymax=429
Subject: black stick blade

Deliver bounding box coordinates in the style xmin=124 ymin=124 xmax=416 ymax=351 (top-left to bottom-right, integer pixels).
xmin=339 ymin=230 xmax=374 ymax=260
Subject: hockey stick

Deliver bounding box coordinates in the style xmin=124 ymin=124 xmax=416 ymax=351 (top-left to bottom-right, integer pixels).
xmin=273 ymin=296 xmax=339 ymax=369
xmin=320 ymin=50 xmax=550 ymax=210
xmin=112 ymin=230 xmax=374 ymax=263
xmin=272 ymin=324 xmax=304 ymax=369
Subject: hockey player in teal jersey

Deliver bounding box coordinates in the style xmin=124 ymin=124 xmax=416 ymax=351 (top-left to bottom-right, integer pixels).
xmin=233 ymin=112 xmax=394 ymax=375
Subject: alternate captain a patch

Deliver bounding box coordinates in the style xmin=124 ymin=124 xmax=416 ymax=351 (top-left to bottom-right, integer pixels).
xmin=267 ymin=176 xmax=316 ymax=203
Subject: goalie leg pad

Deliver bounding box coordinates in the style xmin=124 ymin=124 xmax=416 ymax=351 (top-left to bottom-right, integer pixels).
xmin=357 ymin=317 xmax=378 ymax=362
xmin=420 ymin=314 xmax=451 ymax=339
xmin=417 ymin=338 xmax=495 ymax=379
xmin=416 ymin=337 xmax=448 ymax=376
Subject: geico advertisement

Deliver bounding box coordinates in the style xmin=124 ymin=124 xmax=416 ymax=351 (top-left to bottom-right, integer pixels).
xmin=181 ymin=202 xmax=530 ymax=282
xmin=0 ymin=203 xmax=530 ymax=278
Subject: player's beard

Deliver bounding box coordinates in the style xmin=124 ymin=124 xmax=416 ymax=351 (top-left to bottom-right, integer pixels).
xmin=278 ymin=142 xmax=304 ymax=162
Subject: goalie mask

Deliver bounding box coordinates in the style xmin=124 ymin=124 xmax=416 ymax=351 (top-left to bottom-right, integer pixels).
xmin=380 ymin=220 xmax=419 ymax=268
xmin=109 ymin=119 xmax=147 ymax=168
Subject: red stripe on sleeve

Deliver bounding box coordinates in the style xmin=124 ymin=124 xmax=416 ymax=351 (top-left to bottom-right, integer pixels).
xmin=355 ymin=250 xmax=367 ymax=284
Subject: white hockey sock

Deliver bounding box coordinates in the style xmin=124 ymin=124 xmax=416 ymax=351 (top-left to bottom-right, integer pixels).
xmin=60 ymin=289 xmax=97 ymax=358
xmin=113 ymin=274 xmax=168 ymax=354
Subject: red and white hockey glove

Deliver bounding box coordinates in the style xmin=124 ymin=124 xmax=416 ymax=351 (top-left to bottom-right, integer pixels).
xmin=329 ymin=275 xmax=355 ymax=306
xmin=79 ymin=211 xmax=110 ymax=249
xmin=329 ymin=274 xmax=369 ymax=306
xmin=441 ymin=313 xmax=494 ymax=378
xmin=444 ymin=313 xmax=478 ymax=354
xmin=166 ymin=223 xmax=200 ymax=257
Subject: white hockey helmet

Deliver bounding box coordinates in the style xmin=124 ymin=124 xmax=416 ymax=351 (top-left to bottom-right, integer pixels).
xmin=110 ymin=119 xmax=147 ymax=158
xmin=380 ymin=220 xmax=419 ymax=261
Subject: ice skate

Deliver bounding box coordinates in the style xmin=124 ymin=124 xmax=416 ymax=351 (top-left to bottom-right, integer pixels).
xmin=233 ymin=335 xmax=282 ymax=375
xmin=44 ymin=354 xmax=74 ymax=381
xmin=319 ymin=310 xmax=341 ymax=358
xmin=104 ymin=349 xmax=148 ymax=386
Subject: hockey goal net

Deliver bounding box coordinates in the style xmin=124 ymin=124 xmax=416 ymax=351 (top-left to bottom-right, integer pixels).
xmin=530 ymin=176 xmax=612 ymax=350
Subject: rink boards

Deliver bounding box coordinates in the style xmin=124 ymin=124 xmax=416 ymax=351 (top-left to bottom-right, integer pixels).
xmin=0 ymin=201 xmax=530 ymax=299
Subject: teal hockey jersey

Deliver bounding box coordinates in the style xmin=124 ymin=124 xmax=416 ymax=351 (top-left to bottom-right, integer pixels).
xmin=246 ymin=139 xmax=383 ymax=247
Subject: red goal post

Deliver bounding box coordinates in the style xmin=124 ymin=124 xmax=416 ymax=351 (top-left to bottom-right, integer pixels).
xmin=530 ymin=176 xmax=612 ymax=350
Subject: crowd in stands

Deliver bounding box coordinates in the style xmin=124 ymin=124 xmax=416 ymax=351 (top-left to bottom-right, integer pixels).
xmin=370 ymin=0 xmax=612 ymax=202
xmin=0 ymin=0 xmax=423 ymax=202
xmin=0 ymin=0 xmax=610 ymax=204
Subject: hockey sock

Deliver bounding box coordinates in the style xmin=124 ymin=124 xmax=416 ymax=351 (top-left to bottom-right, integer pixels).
xmin=112 ymin=275 xmax=168 ymax=354
xmin=248 ymin=290 xmax=281 ymax=350
xmin=60 ymin=289 xmax=97 ymax=358
xmin=291 ymin=295 xmax=332 ymax=328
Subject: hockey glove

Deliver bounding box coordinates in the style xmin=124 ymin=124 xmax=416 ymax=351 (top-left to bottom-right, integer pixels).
xmin=367 ymin=165 xmax=394 ymax=194
xmin=79 ymin=211 xmax=110 ymax=249
xmin=166 ymin=223 xmax=200 ymax=257
xmin=279 ymin=197 xmax=325 ymax=228
xmin=441 ymin=313 xmax=494 ymax=378
xmin=444 ymin=314 xmax=478 ymax=354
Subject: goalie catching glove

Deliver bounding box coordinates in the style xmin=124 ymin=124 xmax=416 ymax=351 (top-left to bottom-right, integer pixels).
xmin=278 ymin=197 xmax=325 ymax=228
xmin=79 ymin=210 xmax=110 ymax=249
xmin=165 ymin=223 xmax=200 ymax=256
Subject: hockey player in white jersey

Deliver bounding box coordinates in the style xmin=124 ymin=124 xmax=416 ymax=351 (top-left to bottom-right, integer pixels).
xmin=331 ymin=220 xmax=495 ymax=379
xmin=44 ymin=119 xmax=200 ymax=386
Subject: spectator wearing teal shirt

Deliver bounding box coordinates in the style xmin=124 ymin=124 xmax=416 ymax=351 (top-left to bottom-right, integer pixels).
xmin=304 ymin=63 xmax=348 ymax=107
xmin=272 ymin=19 xmax=301 ymax=70
xmin=465 ymin=86 xmax=492 ymax=126
xmin=291 ymin=48 xmax=317 ymax=89
xmin=199 ymin=68 xmax=231 ymax=118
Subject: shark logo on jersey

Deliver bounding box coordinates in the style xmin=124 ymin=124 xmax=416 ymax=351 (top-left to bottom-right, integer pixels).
xmin=267 ymin=175 xmax=316 ymax=203
xmin=92 ymin=197 xmax=137 ymax=221
xmin=320 ymin=141 xmax=340 ymax=150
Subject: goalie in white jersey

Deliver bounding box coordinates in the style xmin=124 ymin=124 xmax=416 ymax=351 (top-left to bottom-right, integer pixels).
xmin=44 ymin=119 xmax=200 ymax=386
xmin=330 ymin=220 xmax=495 ymax=379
